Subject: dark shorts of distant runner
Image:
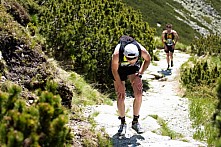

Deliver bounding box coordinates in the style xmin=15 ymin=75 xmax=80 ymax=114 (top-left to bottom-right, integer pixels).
xmin=164 ymin=45 xmax=174 ymax=53
xmin=108 ymin=65 xmax=140 ymax=81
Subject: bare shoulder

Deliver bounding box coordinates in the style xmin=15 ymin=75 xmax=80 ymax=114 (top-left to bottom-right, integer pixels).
xmin=137 ymin=42 xmax=150 ymax=60
xmin=172 ymin=30 xmax=178 ymax=34
xmin=137 ymin=42 xmax=147 ymax=51
xmin=113 ymin=44 xmax=120 ymax=55
xmin=142 ymin=49 xmax=151 ymax=61
xmin=112 ymin=44 xmax=120 ymax=64
xmin=162 ymin=30 xmax=167 ymax=34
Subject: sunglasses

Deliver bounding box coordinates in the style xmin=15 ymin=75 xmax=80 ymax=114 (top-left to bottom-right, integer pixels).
xmin=126 ymin=57 xmax=137 ymax=61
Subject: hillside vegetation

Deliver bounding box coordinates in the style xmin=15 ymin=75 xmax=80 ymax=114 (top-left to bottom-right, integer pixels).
xmin=1 ymin=0 xmax=221 ymax=146
xmin=123 ymin=0 xmax=221 ymax=45
xmin=122 ymin=0 xmax=200 ymax=45
xmin=37 ymin=0 xmax=155 ymax=91
xmin=180 ymin=34 xmax=221 ymax=146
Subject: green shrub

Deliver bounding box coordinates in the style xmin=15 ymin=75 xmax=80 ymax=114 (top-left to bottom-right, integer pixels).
xmin=37 ymin=0 xmax=155 ymax=90
xmin=190 ymin=34 xmax=221 ymax=56
xmin=180 ymin=56 xmax=221 ymax=145
xmin=0 ymin=84 xmax=72 ymax=146
xmin=180 ymin=56 xmax=221 ymax=88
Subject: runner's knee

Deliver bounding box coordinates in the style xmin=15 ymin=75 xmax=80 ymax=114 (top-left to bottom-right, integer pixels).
xmin=117 ymin=96 xmax=125 ymax=101
xmin=132 ymin=81 xmax=143 ymax=92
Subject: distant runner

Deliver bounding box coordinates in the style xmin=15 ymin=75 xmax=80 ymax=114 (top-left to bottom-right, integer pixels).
xmin=162 ymin=24 xmax=179 ymax=69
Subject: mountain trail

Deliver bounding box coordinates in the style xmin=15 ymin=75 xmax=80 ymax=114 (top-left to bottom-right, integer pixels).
xmin=84 ymin=49 xmax=207 ymax=147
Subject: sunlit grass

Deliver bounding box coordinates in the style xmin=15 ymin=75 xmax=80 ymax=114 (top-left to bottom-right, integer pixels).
xmin=125 ymin=107 xmax=132 ymax=118
xmin=97 ymin=130 xmax=113 ymax=147
xmin=180 ymin=56 xmax=221 ymax=146
xmin=149 ymin=114 xmax=183 ymax=139
xmin=68 ymin=71 xmax=114 ymax=146
xmin=69 ymin=72 xmax=112 ymax=106
xmin=185 ymin=86 xmax=218 ymax=145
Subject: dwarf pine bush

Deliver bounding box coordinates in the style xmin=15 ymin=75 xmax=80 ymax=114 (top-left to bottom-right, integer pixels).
xmin=0 ymin=84 xmax=72 ymax=146
xmin=180 ymin=34 xmax=221 ymax=145
xmin=191 ymin=34 xmax=221 ymax=56
xmin=180 ymin=57 xmax=221 ymax=88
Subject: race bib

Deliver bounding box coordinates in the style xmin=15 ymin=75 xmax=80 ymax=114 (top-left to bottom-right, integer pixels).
xmin=166 ymin=39 xmax=173 ymax=46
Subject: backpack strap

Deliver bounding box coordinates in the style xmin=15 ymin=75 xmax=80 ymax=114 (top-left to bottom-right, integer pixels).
xmin=132 ymin=41 xmax=141 ymax=58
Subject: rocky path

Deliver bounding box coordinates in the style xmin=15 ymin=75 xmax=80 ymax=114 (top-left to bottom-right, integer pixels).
xmin=84 ymin=49 xmax=207 ymax=147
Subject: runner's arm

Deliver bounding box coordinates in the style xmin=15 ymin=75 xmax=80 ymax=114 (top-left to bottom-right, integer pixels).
xmin=173 ymin=30 xmax=179 ymax=45
xmin=138 ymin=45 xmax=151 ymax=75
xmin=161 ymin=30 xmax=166 ymax=45
xmin=111 ymin=48 xmax=122 ymax=85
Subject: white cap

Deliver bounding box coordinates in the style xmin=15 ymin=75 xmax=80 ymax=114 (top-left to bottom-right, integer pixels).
xmin=123 ymin=44 xmax=139 ymax=58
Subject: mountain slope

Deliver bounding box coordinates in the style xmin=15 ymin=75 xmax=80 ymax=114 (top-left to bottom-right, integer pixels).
xmin=123 ymin=0 xmax=221 ymax=45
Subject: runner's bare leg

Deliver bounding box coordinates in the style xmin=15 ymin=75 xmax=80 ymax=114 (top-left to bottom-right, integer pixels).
xmin=114 ymin=81 xmax=126 ymax=117
xmin=128 ymin=75 xmax=142 ymax=116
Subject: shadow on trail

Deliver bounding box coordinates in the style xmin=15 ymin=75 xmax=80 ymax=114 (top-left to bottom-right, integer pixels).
xmin=112 ymin=133 xmax=145 ymax=147
xmin=157 ymin=69 xmax=172 ymax=76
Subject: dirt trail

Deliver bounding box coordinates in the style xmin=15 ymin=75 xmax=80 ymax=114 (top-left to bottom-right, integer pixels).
xmin=84 ymin=49 xmax=207 ymax=147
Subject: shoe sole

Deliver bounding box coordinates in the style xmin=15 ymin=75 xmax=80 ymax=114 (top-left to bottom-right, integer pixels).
xmin=132 ymin=127 xmax=144 ymax=134
xmin=118 ymin=132 xmax=126 ymax=136
xmin=118 ymin=127 xmax=127 ymax=136
xmin=118 ymin=130 xmax=126 ymax=136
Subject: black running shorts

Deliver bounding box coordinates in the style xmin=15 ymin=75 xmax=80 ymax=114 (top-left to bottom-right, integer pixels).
xmin=164 ymin=45 xmax=174 ymax=53
xmin=108 ymin=64 xmax=140 ymax=81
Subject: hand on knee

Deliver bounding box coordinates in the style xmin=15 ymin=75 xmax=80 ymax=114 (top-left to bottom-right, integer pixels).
xmin=132 ymin=76 xmax=143 ymax=91
xmin=116 ymin=86 xmax=125 ymax=99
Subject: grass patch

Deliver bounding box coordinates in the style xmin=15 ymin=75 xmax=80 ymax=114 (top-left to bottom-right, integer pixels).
xmin=69 ymin=72 xmax=112 ymax=106
xmin=154 ymin=36 xmax=163 ymax=49
xmin=202 ymin=16 xmax=212 ymax=24
xmin=87 ymin=112 xmax=99 ymax=128
xmin=91 ymin=111 xmax=100 ymax=118
xmin=74 ymin=110 xmax=113 ymax=147
xmin=66 ymin=72 xmax=114 ymax=146
xmin=149 ymin=114 xmax=183 ymax=139
xmin=152 ymin=40 xmax=161 ymax=61
xmin=97 ymin=131 xmax=113 ymax=147
xmin=184 ymin=86 xmax=219 ymax=145
xmin=151 ymin=61 xmax=158 ymax=66
xmin=180 ymin=56 xmax=221 ymax=146
xmin=180 ymin=56 xmax=221 ymax=145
